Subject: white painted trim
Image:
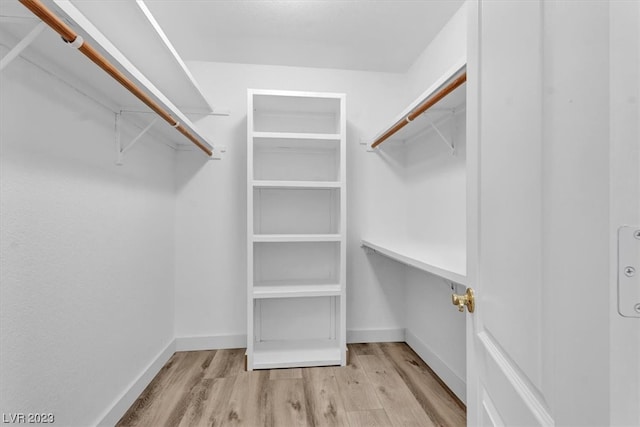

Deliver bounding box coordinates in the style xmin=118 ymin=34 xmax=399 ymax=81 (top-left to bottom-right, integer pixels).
xmin=477 ymin=331 xmax=554 ymax=426
xmin=175 ymin=334 xmax=247 ymax=351
xmin=347 ymin=328 xmax=406 ymax=344
xmin=405 ymin=329 xmax=466 ymax=403
xmin=96 ymin=339 xmax=176 ymax=427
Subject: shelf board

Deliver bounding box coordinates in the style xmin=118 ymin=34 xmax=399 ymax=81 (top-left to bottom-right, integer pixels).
xmin=252 ymin=131 xmax=341 ymax=141
xmin=252 ymin=339 xmax=342 ymax=369
xmin=254 ymin=234 xmax=341 ymax=243
xmin=361 ymin=238 xmax=466 ymax=285
xmin=253 ymin=284 xmax=341 ymax=299
xmin=55 ymin=0 xmax=212 ymax=112
xmin=253 ymin=180 xmax=341 ymax=189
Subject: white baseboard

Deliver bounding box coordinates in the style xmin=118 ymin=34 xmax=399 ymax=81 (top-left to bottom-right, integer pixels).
xmin=96 ymin=339 xmax=176 ymax=427
xmin=347 ymin=328 xmax=406 ymax=343
xmin=175 ymin=333 xmax=247 ymax=351
xmin=405 ymin=329 xmax=466 ymax=403
xmin=175 ymin=330 xmax=405 ymax=351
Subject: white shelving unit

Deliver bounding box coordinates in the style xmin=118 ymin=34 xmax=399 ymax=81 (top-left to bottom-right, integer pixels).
xmin=247 ymin=89 xmax=346 ymax=370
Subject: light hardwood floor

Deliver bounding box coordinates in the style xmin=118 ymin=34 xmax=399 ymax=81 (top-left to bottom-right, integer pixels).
xmin=116 ymin=343 xmax=465 ymax=427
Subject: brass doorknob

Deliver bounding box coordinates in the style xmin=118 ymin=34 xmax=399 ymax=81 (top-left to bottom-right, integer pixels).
xmin=451 ymin=288 xmax=475 ymax=313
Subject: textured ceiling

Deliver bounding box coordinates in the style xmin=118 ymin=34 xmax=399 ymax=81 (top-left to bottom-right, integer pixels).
xmin=143 ymin=0 xmax=465 ymax=73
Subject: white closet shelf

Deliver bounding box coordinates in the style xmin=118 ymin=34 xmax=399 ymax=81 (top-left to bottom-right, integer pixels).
xmin=2 ymin=0 xmax=214 ymax=154
xmin=368 ymin=59 xmax=466 ymax=149
xmin=253 ymin=180 xmax=341 ymax=189
xmin=253 ymin=340 xmax=342 ymax=369
xmin=361 ymin=238 xmax=466 ymax=285
xmin=254 ymin=234 xmax=341 ymax=243
xmin=252 ymin=132 xmax=341 ymax=141
xmin=253 ymin=284 xmax=341 ymax=299
xmin=54 ymin=0 xmax=212 ymax=112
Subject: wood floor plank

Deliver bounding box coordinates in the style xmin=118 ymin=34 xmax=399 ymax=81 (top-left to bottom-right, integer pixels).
xmin=301 ymin=367 xmax=349 ymax=427
xmin=268 ymin=379 xmax=308 ymax=427
xmin=349 ymin=342 xmax=384 ymax=356
xmin=221 ymin=370 xmax=270 ymax=426
xmin=358 ymin=354 xmax=436 ymax=427
xmin=177 ymin=376 xmax=236 ymax=427
xmin=270 ymin=368 xmax=303 ymax=380
xmin=117 ymin=351 xmax=216 ymax=427
xmin=346 ymin=409 xmax=394 ymax=427
xmin=380 ymin=342 xmax=466 ymax=427
xmin=333 ymin=352 xmax=383 ymax=412
xmin=204 ymin=348 xmax=246 ymax=379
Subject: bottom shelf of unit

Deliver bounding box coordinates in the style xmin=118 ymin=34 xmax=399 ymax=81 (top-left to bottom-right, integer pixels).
xmin=252 ymin=339 xmax=343 ymax=370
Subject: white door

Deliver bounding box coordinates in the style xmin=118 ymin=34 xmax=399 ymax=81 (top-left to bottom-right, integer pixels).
xmin=465 ymin=1 xmax=636 ymax=425
xmin=610 ymin=0 xmax=640 ymax=425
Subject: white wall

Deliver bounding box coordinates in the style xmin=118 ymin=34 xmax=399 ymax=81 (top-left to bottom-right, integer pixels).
xmin=174 ymin=62 xmax=409 ymax=343
xmin=406 ymin=3 xmax=468 ymax=104
xmin=0 ymin=48 xmax=176 ymax=426
xmin=401 ymin=4 xmax=468 ymax=402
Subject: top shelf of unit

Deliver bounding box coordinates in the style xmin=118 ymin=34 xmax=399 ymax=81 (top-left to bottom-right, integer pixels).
xmin=369 ymin=59 xmax=467 ymax=148
xmin=361 ymin=238 xmax=466 ymax=285
xmin=250 ymin=89 xmax=345 ymax=135
xmin=251 ymin=89 xmax=344 ymax=115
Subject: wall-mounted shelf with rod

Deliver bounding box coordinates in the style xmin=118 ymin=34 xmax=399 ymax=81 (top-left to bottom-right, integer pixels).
xmin=368 ymin=59 xmax=467 ymax=150
xmin=1 ymin=0 xmax=216 ymax=158
xmin=362 ymin=59 xmax=468 ymax=288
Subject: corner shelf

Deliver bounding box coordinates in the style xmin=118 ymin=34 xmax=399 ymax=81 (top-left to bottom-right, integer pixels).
xmin=361 ymin=238 xmax=466 ymax=285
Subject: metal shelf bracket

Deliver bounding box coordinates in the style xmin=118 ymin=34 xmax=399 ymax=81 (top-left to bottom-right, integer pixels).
xmin=360 ymin=138 xmax=377 ymax=152
xmin=424 ymin=112 xmax=455 ymax=154
xmin=115 ymin=112 xmax=159 ymax=165
xmin=0 ymin=21 xmax=46 ymax=71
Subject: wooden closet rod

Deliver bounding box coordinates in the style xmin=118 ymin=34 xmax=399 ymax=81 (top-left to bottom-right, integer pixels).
xmin=371 ymin=72 xmax=467 ymax=149
xmin=18 ymin=0 xmax=213 ymax=157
